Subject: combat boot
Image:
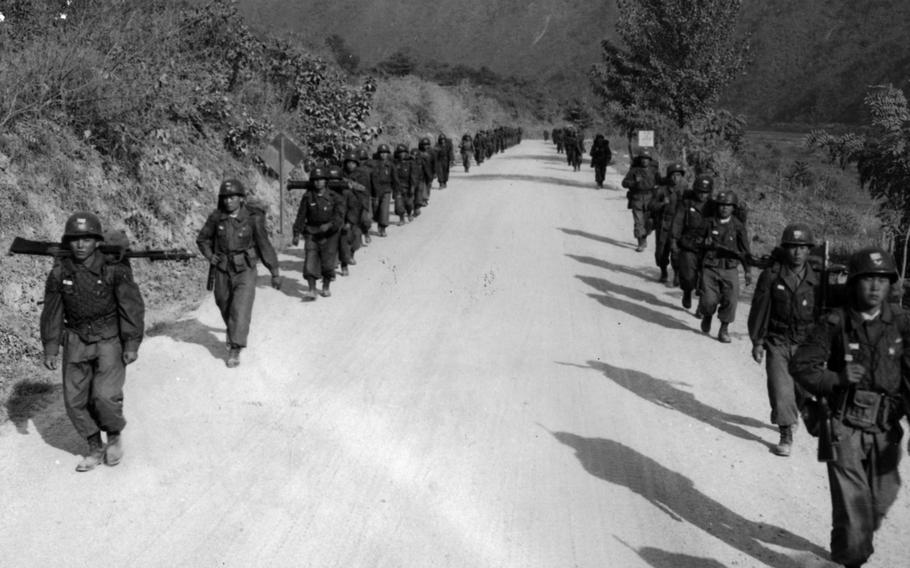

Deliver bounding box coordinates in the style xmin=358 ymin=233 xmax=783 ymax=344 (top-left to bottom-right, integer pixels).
xmin=718 ymin=322 xmax=732 ymax=343
xmin=682 ymin=290 xmax=692 ymax=309
xmin=303 ymin=279 xmax=317 ymax=301
xmin=635 ymin=237 xmax=646 ymax=252
xmin=659 ymin=267 xmax=668 ymax=283
xmin=700 ymin=314 xmax=713 ymax=333
xmin=773 ymin=425 xmax=794 ymax=457
xmin=340 ymin=265 xmax=349 ymax=277
xmin=320 ymin=280 xmax=332 ymax=298
xmin=105 ymin=431 xmax=123 ymax=466
xmin=398 ymin=217 xmax=406 ymax=227
xmin=672 ymin=271 xmax=680 ymax=287
xmin=378 ymin=227 xmax=387 ymax=237
xmin=76 ymin=433 xmax=105 ymax=472
xmin=364 ymin=234 xmax=371 ymax=245
xmin=226 ymin=346 xmax=241 ymax=368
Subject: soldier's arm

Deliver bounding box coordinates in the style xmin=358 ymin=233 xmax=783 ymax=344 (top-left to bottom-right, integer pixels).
xmin=789 ymin=314 xmax=843 ymax=396
xmin=292 ymin=196 xmax=308 ymax=237
xmin=621 ymin=170 xmax=636 ymax=189
xmin=252 ymin=213 xmax=280 ymax=276
xmin=39 ymin=268 xmax=65 ymax=359
xmin=747 ymin=268 xmax=773 ymax=346
xmin=112 ymin=265 xmax=145 ymax=354
xmin=195 ymin=213 xmax=218 ymax=261
xmin=329 ymin=194 xmax=345 ymax=232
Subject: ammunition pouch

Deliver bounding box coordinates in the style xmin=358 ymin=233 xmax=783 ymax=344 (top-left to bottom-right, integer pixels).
xmin=801 ymin=397 xmax=827 ymax=437
xmin=66 ymin=311 xmax=119 ymax=343
xmin=833 ymin=388 xmax=903 ymax=432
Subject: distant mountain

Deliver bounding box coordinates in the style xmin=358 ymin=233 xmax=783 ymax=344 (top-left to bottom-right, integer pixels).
xmin=240 ymin=0 xmax=910 ymax=125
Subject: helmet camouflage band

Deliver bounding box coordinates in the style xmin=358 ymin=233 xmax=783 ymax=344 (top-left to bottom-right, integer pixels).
xmin=780 ymin=223 xmax=815 ymax=247
xmin=847 ymin=247 xmax=899 ymax=283
xmin=63 ymin=212 xmax=104 ymax=240
xmin=218 ymin=179 xmax=246 ymax=198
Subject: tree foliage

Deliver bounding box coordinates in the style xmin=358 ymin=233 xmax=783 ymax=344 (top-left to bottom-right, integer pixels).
xmin=326 ymin=34 xmax=359 ymax=74
xmin=590 ymin=0 xmax=748 ymax=135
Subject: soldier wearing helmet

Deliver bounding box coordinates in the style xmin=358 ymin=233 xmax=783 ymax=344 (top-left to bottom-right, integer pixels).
xmin=671 ymin=174 xmax=716 ymax=308
xmin=790 ymin=246 xmax=909 ymax=568
xmin=748 ymin=223 xmax=821 ymax=456
xmin=650 ymin=162 xmax=686 ymax=283
xmin=695 ymin=189 xmax=752 ymax=343
xmin=435 ymin=134 xmax=454 ymax=189
xmin=41 ymin=212 xmax=146 ymax=471
xmin=589 ymin=134 xmax=613 ymax=189
xmin=342 ymin=151 xmax=371 ymax=252
xmin=197 ymin=179 xmax=282 ymax=367
xmin=352 ymin=148 xmax=375 ymax=245
xmin=414 ymin=137 xmax=436 ymax=208
xmin=327 ymin=165 xmax=361 ymax=277
xmin=369 ymin=144 xmax=400 ymax=237
xmin=459 ymin=133 xmax=475 ymax=173
xmin=292 ymin=167 xmax=345 ymax=299
xmin=393 ymin=144 xmax=419 ymax=225
xmin=622 ymin=149 xmax=660 ymax=252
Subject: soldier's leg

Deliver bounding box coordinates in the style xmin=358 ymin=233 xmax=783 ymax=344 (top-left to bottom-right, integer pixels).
xmin=350 ymin=225 xmax=362 ymax=256
xmin=89 ymin=337 xmax=127 ymax=435
xmin=212 ymin=269 xmax=232 ymax=331
xmin=697 ymin=267 xmax=721 ymax=317
xmin=827 ymin=426 xmax=876 ymax=566
xmin=303 ymin=236 xmax=321 ymax=282
xmin=677 ymin=251 xmax=698 ymax=293
xmin=321 ymin=233 xmax=340 ymax=278
xmin=227 ymin=267 xmax=257 ymax=348
xmin=717 ymin=267 xmax=740 ymax=323
xmin=870 ymin=426 xmax=903 ymax=532
xmin=765 ymin=342 xmax=800 ymax=426
xmin=375 ymin=193 xmax=391 ymax=233
xmin=338 ymin=228 xmax=353 ymax=267
xmin=62 ymin=332 xmax=101 ymax=438
xmin=632 ymin=208 xmax=646 ymax=239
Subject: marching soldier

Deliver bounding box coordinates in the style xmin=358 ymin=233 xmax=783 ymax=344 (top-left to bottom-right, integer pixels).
xmin=41 ymin=212 xmax=145 ymax=471
xmin=460 ymin=134 xmax=474 ymax=173
xmin=342 ymin=152 xmax=370 ymax=258
xmin=370 ymin=144 xmax=399 ymax=237
xmin=197 ymin=179 xmax=282 ymax=367
xmin=651 ymin=162 xmax=686 ymax=283
xmin=435 ymin=134 xmax=454 ymax=189
xmin=416 ymin=137 xmax=435 ymax=207
xmin=748 ymin=224 xmax=820 ymax=456
xmin=292 ymin=167 xmax=345 ymax=299
xmin=589 ymin=134 xmax=612 ymax=189
xmin=671 ymin=174 xmax=714 ymax=309
xmin=696 ymin=190 xmax=752 ymax=343
xmin=393 ymin=144 xmax=418 ymax=224
xmin=327 ymin=165 xmax=360 ymax=277
xmin=621 ymin=149 xmax=660 ymax=252
xmin=790 ymin=247 xmax=910 ymax=568
xmin=353 ymin=148 xmax=374 ymax=246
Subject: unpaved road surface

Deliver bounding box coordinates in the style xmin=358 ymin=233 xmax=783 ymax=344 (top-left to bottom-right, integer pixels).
xmin=2 ymin=141 xmax=908 ymax=567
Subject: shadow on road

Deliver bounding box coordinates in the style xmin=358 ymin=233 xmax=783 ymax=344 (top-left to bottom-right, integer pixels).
xmin=586 ymin=292 xmax=697 ymax=333
xmin=559 ymin=228 xmax=637 ymax=250
xmin=577 ymin=275 xmax=681 ymax=312
xmin=5 ymin=380 xmax=85 ymax=455
xmin=567 ymin=253 xmax=663 ymax=282
xmin=459 ymin=173 xmax=595 ymax=190
xmin=613 ymin=536 xmax=727 ymax=568
xmin=552 ymin=432 xmax=828 ymax=568
xmin=558 ymin=360 xmax=774 ymax=445
xmin=147 ymin=317 xmax=225 ymax=361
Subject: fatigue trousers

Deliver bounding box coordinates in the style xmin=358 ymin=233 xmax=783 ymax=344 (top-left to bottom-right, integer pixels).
xmin=373 ymin=192 xmax=391 ymax=229
xmin=654 ymin=227 xmax=677 ymax=271
xmin=436 ymin=161 xmax=450 ymax=185
xmin=213 ymin=264 xmax=258 ymax=348
xmin=594 ymin=165 xmax=607 ymax=186
xmin=395 ymin=191 xmax=414 ymax=217
xmin=631 ymin=205 xmax=651 ymax=239
xmin=764 ymin=340 xmax=808 ymax=426
xmin=461 ymin=152 xmax=472 ymax=172
xmin=62 ymin=332 xmax=126 ymax=438
xmin=417 ymin=181 xmax=430 ymax=207
xmin=304 ymin=232 xmax=340 ymax=281
xmin=677 ymin=249 xmax=701 ymax=293
xmin=339 ymin=226 xmax=361 ymax=267
xmin=826 ymin=422 xmax=903 ymax=566
xmin=698 ymin=265 xmax=740 ymax=323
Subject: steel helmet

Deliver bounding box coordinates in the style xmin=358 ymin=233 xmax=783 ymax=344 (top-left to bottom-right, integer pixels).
xmin=326 ymin=165 xmax=344 ymax=180
xmin=309 ymin=167 xmax=328 ymax=182
xmin=714 ymin=190 xmax=737 ymax=205
xmin=356 ymin=148 xmax=370 ymax=162
xmin=218 ymin=179 xmax=246 ymax=198
xmin=847 ymin=247 xmax=899 ymax=283
xmin=666 ymin=162 xmax=685 ymax=176
xmin=693 ymin=175 xmax=714 ymax=193
xmin=419 ymin=137 xmax=431 ymax=148
xmin=780 ymin=223 xmax=815 ymax=247
xmin=637 ymin=148 xmax=652 ymax=159
xmin=63 ymin=212 xmax=104 ymax=240
xmin=342 ymin=152 xmax=360 ymax=165
xmin=376 ymin=144 xmax=391 ymax=154
xmin=395 ymin=143 xmax=409 ymax=155
xmin=437 ymin=133 xmax=446 ymax=142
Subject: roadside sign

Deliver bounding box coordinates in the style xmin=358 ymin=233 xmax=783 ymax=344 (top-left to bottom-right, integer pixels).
xmin=260 ymin=132 xmax=306 ymax=236
xmin=637 ymin=130 xmax=655 ymax=147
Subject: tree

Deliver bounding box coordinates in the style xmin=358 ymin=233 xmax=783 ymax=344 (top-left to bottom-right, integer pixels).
xmin=590 ymin=0 xmax=748 ymax=157
xmin=562 ymin=98 xmax=593 ymax=131
xmin=325 ymin=34 xmax=359 ymax=74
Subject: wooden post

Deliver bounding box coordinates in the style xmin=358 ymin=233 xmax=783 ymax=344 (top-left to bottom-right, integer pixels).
xmin=279 ymin=136 xmax=285 ymax=235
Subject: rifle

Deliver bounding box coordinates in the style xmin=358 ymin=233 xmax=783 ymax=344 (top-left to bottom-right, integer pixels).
xmin=8 ymin=237 xmax=196 ymax=262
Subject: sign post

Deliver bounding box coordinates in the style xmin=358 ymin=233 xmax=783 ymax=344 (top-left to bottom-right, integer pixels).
xmin=637 ymin=130 xmax=655 ymax=148
xmin=260 ymin=133 xmax=306 ymax=236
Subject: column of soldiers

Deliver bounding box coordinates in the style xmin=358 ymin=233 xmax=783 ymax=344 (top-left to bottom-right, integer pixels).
xmin=617 ymin=148 xmax=910 ymax=568
xmin=458 ymin=127 xmax=523 ymax=173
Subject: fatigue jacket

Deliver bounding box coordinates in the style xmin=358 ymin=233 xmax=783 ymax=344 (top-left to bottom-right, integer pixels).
xmin=197 ymin=205 xmax=279 ymax=275
xmin=748 ymin=263 xmax=821 ymax=346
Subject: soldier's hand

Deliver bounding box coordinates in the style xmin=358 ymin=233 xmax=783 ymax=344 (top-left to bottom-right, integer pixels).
xmin=210 ymin=253 xmax=224 ymax=266
xmin=319 ymin=222 xmax=333 ymax=233
xmin=291 ymin=233 xmax=300 ymax=246
xmin=840 ymin=362 xmax=866 ymax=385
xmin=751 ymin=345 xmax=764 ymax=364
xmin=43 ymin=355 xmax=57 ymax=371
xmin=271 ymin=275 xmax=282 ymax=290
xmin=122 ymin=351 xmax=138 ymax=366
xmin=670 ymin=241 xmax=679 ymax=255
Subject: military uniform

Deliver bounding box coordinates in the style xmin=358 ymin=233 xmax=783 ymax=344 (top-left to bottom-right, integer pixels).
xmin=671 ymin=175 xmax=715 ymax=308
xmin=460 ymin=135 xmax=474 ymax=172
xmin=790 ymin=248 xmax=910 ymax=567
xmin=589 ymin=135 xmax=612 ymax=188
xmin=621 ymin=151 xmax=660 ymax=251
xmin=41 ymin=212 xmax=145 ymax=471
xmin=696 ymin=191 xmax=752 ymax=342
xmin=197 ymin=180 xmax=281 ymax=364
xmin=293 ymin=170 xmax=345 ymax=297
xmin=370 ymin=146 xmax=399 ymax=236
xmin=352 ymin=149 xmax=374 ymax=245
xmin=435 ymin=135 xmax=454 ymax=188
xmin=748 ymin=226 xmax=821 ymax=454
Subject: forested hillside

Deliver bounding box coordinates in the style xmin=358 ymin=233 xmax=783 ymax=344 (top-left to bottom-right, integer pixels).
xmin=241 ymin=0 xmax=910 ymax=125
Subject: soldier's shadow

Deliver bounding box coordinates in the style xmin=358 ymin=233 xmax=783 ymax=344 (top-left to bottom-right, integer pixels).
xmin=255 ymin=273 xmax=311 ymax=301
xmin=552 ymin=431 xmax=828 ymax=568
xmin=146 ymin=318 xmax=225 ymax=361
xmin=577 ymin=275 xmax=683 ymax=313
xmin=559 ymin=228 xmax=637 ymax=250
xmin=567 ymin=253 xmax=663 ymax=284
xmin=5 ymin=380 xmax=85 ymax=456
xmin=558 ymin=360 xmax=774 ymax=444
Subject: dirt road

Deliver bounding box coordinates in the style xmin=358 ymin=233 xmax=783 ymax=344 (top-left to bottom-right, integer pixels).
xmin=1 ymin=141 xmax=908 ymax=567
